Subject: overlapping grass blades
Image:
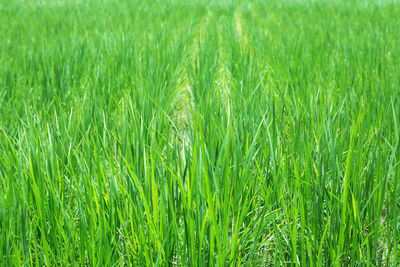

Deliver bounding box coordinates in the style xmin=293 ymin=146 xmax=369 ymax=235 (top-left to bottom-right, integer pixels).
xmin=1 ymin=0 xmax=399 ymax=265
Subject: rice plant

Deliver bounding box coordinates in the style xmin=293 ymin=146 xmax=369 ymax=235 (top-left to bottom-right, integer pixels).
xmin=0 ymin=0 xmax=399 ymax=265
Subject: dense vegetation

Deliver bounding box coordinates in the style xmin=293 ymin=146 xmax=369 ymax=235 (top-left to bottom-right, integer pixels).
xmin=1 ymin=0 xmax=399 ymax=265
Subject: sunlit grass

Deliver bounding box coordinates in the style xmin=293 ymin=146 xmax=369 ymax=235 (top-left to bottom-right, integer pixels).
xmin=1 ymin=0 xmax=399 ymax=265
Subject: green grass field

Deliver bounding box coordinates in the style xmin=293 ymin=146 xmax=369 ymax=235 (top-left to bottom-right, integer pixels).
xmin=1 ymin=0 xmax=400 ymax=265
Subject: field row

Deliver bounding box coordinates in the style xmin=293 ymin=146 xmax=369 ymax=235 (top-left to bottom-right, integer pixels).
xmin=1 ymin=0 xmax=400 ymax=265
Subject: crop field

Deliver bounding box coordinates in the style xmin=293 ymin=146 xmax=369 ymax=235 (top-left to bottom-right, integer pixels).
xmin=1 ymin=0 xmax=400 ymax=265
